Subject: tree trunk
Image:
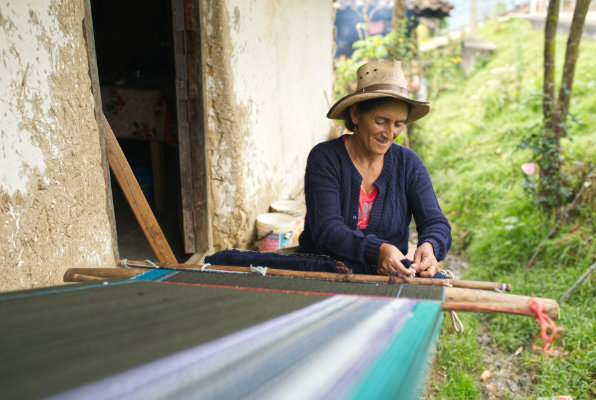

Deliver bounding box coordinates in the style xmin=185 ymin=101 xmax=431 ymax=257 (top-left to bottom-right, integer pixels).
xmin=554 ymin=0 xmax=592 ymax=132
xmin=543 ymin=0 xmax=560 ymax=131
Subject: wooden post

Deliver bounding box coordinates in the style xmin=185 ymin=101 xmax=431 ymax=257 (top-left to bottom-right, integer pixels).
xmin=104 ymin=115 xmax=178 ymax=264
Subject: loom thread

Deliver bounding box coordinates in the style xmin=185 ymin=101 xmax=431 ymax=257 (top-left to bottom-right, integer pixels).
xmin=494 ymin=283 xmax=507 ymax=293
xmin=449 ymin=311 xmax=464 ymax=333
xmin=200 ymin=263 xmax=212 ymax=271
xmin=250 ymin=265 xmax=268 ymax=276
xmin=335 ymin=262 xmax=352 ymax=282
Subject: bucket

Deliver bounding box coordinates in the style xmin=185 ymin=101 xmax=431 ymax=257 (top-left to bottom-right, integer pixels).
xmin=270 ymin=200 xmax=306 ymax=246
xmin=256 ymin=212 xmax=297 ymax=252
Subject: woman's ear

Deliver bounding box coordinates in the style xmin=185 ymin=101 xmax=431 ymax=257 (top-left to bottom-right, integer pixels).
xmin=349 ymin=104 xmax=359 ymax=126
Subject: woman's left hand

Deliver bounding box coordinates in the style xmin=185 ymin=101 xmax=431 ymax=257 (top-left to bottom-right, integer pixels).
xmin=412 ymin=242 xmax=439 ymax=278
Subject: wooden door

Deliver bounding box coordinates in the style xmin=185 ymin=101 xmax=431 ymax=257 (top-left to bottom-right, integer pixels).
xmin=171 ymin=0 xmax=209 ymax=254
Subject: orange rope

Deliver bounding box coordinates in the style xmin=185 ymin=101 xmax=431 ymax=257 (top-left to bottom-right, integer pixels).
xmin=442 ymin=299 xmax=565 ymax=355
xmin=528 ymin=298 xmax=565 ymax=355
xmin=335 ymin=262 xmax=352 ymax=282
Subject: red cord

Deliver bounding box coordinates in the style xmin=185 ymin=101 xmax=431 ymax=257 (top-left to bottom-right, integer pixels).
xmin=335 ymin=262 xmax=352 ymax=282
xmin=528 ymin=298 xmax=565 ymax=355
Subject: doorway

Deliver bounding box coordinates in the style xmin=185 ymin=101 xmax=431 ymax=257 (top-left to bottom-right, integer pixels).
xmin=91 ymin=0 xmax=197 ymax=262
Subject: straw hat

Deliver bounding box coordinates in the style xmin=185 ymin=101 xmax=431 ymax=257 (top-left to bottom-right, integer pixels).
xmin=327 ymin=60 xmax=430 ymax=123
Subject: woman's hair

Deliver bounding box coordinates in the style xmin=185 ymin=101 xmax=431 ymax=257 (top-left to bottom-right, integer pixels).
xmin=344 ymin=97 xmax=411 ymax=132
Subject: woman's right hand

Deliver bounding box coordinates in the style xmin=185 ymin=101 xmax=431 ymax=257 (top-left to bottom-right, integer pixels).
xmin=377 ymin=243 xmax=415 ymax=276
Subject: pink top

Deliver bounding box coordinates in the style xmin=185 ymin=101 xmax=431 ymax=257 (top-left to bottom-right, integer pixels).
xmin=343 ymin=136 xmax=378 ymax=230
xmin=358 ymin=186 xmax=378 ymax=230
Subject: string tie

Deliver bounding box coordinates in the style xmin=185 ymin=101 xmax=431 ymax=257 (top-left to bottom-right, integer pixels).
xmin=335 ymin=262 xmax=352 ymax=282
xmin=121 ymin=259 xmax=129 ymax=268
xmin=144 ymin=259 xmax=159 ymax=269
xmin=440 ymin=269 xmax=455 ymax=279
xmin=528 ymin=298 xmax=565 ymax=355
xmin=388 ymin=269 xmax=408 ymax=284
xmin=388 ymin=270 xmax=405 ymax=284
xmin=200 ymin=263 xmax=212 ymax=271
xmin=494 ymin=283 xmax=507 ymax=293
xmin=250 ymin=265 xmax=268 ymax=276
xmin=450 ymin=311 xmax=464 ymax=333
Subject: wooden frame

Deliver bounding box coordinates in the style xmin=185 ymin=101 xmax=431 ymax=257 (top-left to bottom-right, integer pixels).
xmin=172 ymin=0 xmax=210 ymax=255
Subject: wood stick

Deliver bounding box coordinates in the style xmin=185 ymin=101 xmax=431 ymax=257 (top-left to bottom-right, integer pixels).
xmin=116 ymin=259 xmax=512 ymax=291
xmin=444 ymin=287 xmax=560 ymax=320
xmin=64 ymin=268 xmax=145 ymax=282
xmin=559 ymin=260 xmax=596 ymax=302
xmin=103 ymin=115 xmax=177 ymax=264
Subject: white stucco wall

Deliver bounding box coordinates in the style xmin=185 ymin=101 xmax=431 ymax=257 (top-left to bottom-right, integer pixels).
xmin=0 ymin=0 xmax=117 ymax=291
xmin=202 ymin=0 xmax=335 ymax=249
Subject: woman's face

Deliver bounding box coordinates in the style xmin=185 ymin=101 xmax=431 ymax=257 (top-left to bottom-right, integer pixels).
xmin=349 ymin=98 xmax=409 ymax=157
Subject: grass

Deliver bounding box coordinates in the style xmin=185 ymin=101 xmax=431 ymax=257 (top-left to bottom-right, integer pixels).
xmin=416 ymin=17 xmax=596 ymax=399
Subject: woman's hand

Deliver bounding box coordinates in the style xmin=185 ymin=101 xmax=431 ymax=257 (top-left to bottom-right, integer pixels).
xmin=377 ymin=243 xmax=415 ymax=276
xmin=412 ymin=242 xmax=439 ymax=278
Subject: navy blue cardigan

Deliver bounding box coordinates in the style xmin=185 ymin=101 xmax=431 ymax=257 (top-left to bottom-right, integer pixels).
xmin=298 ymin=136 xmax=451 ymax=268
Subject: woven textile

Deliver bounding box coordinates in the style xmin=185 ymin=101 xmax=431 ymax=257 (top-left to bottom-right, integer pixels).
xmin=0 ymin=270 xmax=444 ymax=400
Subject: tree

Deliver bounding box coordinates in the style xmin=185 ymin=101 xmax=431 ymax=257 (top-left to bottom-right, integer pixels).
xmin=539 ymin=0 xmax=592 ymax=208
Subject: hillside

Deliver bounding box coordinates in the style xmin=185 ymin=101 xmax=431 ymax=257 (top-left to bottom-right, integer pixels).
xmin=417 ymin=17 xmax=596 ymax=399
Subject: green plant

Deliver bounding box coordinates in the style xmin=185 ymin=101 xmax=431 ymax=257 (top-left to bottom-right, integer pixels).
xmin=417 ymin=17 xmax=596 ymax=399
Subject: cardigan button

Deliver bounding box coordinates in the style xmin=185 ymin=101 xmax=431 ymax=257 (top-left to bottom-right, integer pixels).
xmin=352 ymin=216 xmax=357 ymax=219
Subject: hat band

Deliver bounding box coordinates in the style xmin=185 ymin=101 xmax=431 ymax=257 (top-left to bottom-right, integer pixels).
xmin=357 ymin=83 xmax=409 ymax=95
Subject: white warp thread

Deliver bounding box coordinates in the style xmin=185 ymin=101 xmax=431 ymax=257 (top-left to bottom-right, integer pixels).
xmin=250 ymin=265 xmax=268 ymax=276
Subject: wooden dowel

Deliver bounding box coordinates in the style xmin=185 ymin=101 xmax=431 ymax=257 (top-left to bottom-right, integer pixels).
xmin=444 ymin=287 xmax=560 ymax=320
xmin=103 ymin=115 xmax=177 ymax=264
xmin=117 ymin=259 xmax=512 ymax=292
xmin=63 ymin=268 xmax=144 ymax=282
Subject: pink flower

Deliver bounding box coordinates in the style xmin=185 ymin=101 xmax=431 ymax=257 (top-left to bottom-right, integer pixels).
xmin=521 ymin=162 xmax=536 ymax=176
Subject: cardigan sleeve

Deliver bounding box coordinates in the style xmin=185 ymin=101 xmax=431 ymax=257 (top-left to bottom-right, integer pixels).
xmin=302 ymin=142 xmax=385 ymax=265
xmin=404 ymin=150 xmax=452 ymax=261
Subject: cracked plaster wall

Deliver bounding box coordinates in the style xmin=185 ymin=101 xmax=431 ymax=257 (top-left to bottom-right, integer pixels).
xmin=0 ymin=0 xmax=117 ymax=291
xmin=201 ymin=0 xmax=334 ymax=250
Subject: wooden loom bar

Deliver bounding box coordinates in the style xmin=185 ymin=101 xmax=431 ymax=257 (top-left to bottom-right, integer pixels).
xmin=63 ymin=265 xmax=559 ymax=320
xmin=114 ymin=259 xmax=513 ymax=292
xmin=103 ymin=115 xmax=178 ymax=264
xmin=443 ymin=287 xmax=560 ymax=320
xmin=64 ymin=268 xmax=144 ymax=281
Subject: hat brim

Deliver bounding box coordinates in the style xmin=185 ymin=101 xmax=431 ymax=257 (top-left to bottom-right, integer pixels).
xmin=327 ymin=91 xmax=430 ymax=123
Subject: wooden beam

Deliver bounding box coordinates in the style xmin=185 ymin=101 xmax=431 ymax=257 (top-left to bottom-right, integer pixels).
xmin=103 ymin=115 xmax=178 ymax=264
xmin=115 ymin=259 xmax=512 ymax=292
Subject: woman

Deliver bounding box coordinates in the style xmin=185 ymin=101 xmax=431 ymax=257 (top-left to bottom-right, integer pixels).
xmin=298 ymin=60 xmax=451 ymax=277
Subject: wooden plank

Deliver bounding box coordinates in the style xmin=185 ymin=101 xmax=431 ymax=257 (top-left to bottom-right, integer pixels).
xmin=103 ymin=115 xmax=177 ymax=264
xmin=185 ymin=0 xmax=209 ymax=254
xmin=172 ymin=0 xmax=195 ymax=253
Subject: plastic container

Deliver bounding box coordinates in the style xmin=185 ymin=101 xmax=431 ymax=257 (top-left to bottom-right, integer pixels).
xmin=256 ymin=212 xmax=297 ymax=252
xmin=270 ymin=199 xmax=306 ymax=246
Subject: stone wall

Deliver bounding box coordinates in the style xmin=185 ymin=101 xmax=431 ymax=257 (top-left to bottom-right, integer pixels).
xmin=0 ymin=0 xmax=118 ymax=291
